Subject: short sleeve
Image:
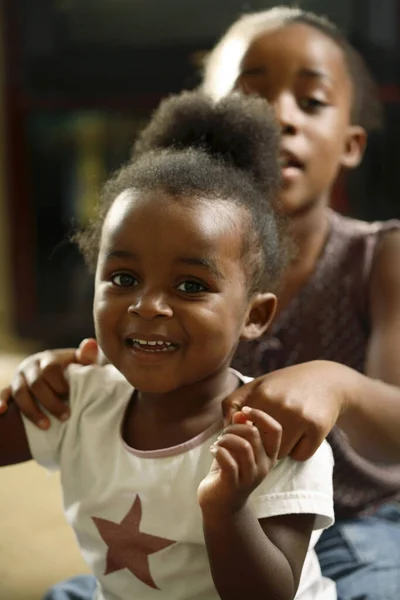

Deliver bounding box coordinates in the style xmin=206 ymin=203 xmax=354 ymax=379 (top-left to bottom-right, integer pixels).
xmin=22 ymin=400 xmax=69 ymax=471
xmin=22 ymin=364 xmax=130 ymax=471
xmin=21 ymin=364 xmax=93 ymax=471
xmin=250 ymin=440 xmax=334 ymax=531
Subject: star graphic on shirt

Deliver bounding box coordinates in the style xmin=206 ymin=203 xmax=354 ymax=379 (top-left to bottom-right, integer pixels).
xmin=92 ymin=494 xmax=176 ymax=589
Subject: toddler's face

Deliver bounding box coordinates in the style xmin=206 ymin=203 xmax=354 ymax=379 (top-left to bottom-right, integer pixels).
xmin=94 ymin=190 xmax=262 ymax=394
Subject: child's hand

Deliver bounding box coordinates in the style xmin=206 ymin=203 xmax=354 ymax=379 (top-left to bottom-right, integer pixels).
xmin=197 ymin=408 xmax=281 ymax=518
xmin=0 ymin=339 xmax=100 ymax=428
xmin=222 ymin=360 xmax=354 ymax=461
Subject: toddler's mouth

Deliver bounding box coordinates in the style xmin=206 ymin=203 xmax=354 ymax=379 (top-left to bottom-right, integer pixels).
xmin=125 ymin=338 xmax=180 ymax=353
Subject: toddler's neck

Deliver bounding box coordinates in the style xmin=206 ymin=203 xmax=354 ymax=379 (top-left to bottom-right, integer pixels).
xmin=122 ymin=368 xmax=240 ymax=452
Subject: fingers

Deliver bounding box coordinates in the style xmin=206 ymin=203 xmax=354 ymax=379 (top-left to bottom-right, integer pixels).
xmin=234 ymin=406 xmax=320 ymax=461
xmin=34 ymin=355 xmax=70 ymax=396
xmin=222 ymin=422 xmax=265 ymax=470
xmin=10 ymin=370 xmax=51 ymax=429
xmin=209 ymin=444 xmax=240 ymax=487
xmin=212 ymin=410 xmax=282 ymax=487
xmin=221 ymin=379 xmax=257 ymax=425
xmin=240 ymin=407 xmax=282 ymax=462
xmin=1 ymin=346 xmax=84 ymax=429
xmin=225 ymin=381 xmax=310 ymax=459
xmin=223 ymin=373 xmax=328 ymax=461
xmin=76 ymin=338 xmax=99 ymax=365
xmin=213 ymin=431 xmax=258 ymax=486
xmin=10 ymin=358 xmax=70 ymax=428
xmin=277 ymin=413 xmax=324 ymax=460
xmin=25 ymin=360 xmax=70 ymax=421
xmin=290 ymin=426 xmax=324 ymax=462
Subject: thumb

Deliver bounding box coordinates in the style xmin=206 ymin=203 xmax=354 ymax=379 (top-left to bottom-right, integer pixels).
xmin=75 ymin=338 xmax=99 ymax=365
xmin=222 ymin=378 xmax=258 ymax=425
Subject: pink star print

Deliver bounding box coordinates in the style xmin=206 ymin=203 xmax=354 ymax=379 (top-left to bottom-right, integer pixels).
xmin=92 ymin=495 xmax=175 ymax=589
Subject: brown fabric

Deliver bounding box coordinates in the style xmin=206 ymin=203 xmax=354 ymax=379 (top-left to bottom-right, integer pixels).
xmin=233 ymin=210 xmax=400 ymax=518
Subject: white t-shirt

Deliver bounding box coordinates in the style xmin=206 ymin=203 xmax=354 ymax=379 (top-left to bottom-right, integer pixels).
xmin=23 ymin=364 xmax=336 ymax=600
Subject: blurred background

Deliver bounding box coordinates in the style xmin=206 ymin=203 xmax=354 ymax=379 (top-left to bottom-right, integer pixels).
xmin=0 ymin=0 xmax=398 ymax=352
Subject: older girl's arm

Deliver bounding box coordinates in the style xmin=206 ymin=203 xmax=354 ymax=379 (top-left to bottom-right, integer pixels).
xmin=0 ymin=400 xmax=32 ymax=466
xmin=337 ymin=231 xmax=400 ymax=462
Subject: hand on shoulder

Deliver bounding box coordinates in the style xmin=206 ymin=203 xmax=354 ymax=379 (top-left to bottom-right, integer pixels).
xmin=223 ymin=360 xmax=360 ymax=460
xmin=0 ymin=338 xmax=100 ymax=428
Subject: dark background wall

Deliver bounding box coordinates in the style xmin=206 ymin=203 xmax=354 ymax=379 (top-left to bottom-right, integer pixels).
xmin=1 ymin=0 xmax=399 ymax=347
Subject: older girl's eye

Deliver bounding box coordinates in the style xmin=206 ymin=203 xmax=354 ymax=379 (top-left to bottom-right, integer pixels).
xmin=176 ymin=280 xmax=207 ymax=294
xmin=299 ymin=97 xmax=327 ymax=112
xmin=111 ymin=273 xmax=138 ymax=287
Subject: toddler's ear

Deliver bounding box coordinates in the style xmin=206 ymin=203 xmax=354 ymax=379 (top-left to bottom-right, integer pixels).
xmin=240 ymin=293 xmax=277 ymax=341
xmin=341 ymin=125 xmax=367 ymax=169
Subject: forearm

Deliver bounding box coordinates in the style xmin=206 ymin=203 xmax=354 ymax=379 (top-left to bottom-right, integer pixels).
xmin=338 ymin=368 xmax=400 ymax=462
xmin=0 ymin=401 xmax=32 ymax=466
xmin=203 ymin=505 xmax=295 ymax=600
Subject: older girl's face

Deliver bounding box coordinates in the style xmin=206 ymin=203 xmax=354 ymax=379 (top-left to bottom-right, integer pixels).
xmin=236 ymin=23 xmax=364 ymax=215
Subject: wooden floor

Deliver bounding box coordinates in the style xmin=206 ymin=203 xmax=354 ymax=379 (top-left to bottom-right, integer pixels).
xmin=0 ymin=463 xmax=89 ymax=600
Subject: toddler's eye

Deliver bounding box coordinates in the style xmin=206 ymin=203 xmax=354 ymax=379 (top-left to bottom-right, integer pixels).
xmin=176 ymin=280 xmax=207 ymax=294
xmin=111 ymin=273 xmax=138 ymax=287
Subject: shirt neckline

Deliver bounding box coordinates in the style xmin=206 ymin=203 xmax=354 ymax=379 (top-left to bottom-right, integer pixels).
xmin=120 ymin=368 xmax=249 ymax=459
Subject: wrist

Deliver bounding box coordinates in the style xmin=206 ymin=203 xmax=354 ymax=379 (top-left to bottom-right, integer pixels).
xmin=335 ymin=363 xmax=365 ymax=418
xmin=201 ymin=501 xmax=250 ymax=528
xmin=308 ymin=360 xmax=363 ymax=419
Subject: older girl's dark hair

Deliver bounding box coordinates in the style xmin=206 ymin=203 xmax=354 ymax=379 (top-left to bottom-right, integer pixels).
xmin=77 ymin=91 xmax=288 ymax=293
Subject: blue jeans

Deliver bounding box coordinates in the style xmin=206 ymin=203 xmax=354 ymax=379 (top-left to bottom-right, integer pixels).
xmin=43 ymin=575 xmax=97 ymax=600
xmin=316 ymin=503 xmax=400 ymax=600
xmin=44 ymin=504 xmax=400 ymax=600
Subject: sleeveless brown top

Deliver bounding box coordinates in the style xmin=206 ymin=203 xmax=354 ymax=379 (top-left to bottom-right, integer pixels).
xmin=233 ymin=210 xmax=400 ymax=519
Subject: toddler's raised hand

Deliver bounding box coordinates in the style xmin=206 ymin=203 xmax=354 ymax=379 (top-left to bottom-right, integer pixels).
xmin=197 ymin=408 xmax=281 ymax=518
